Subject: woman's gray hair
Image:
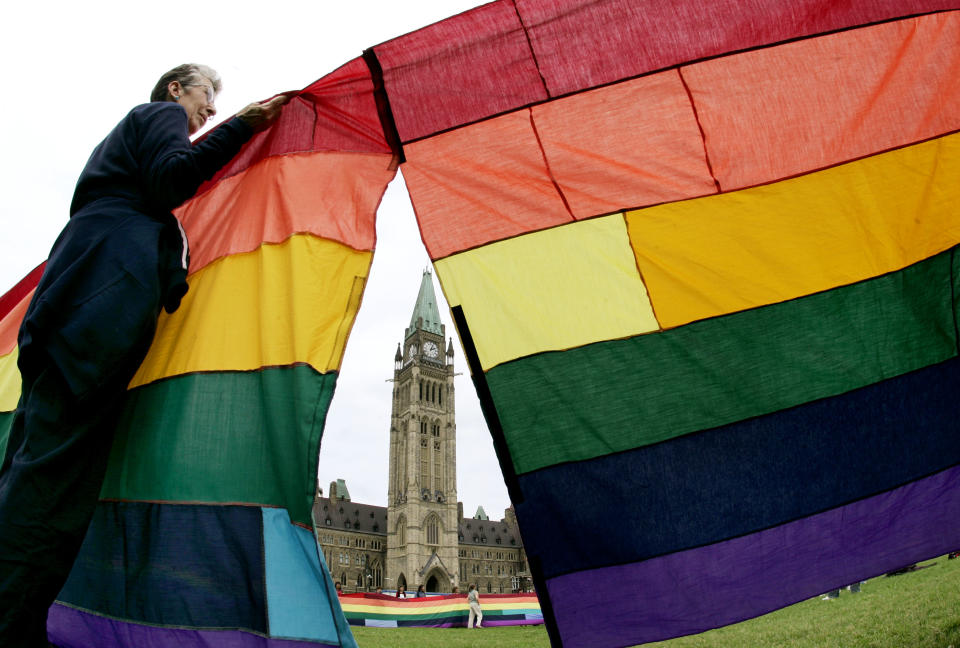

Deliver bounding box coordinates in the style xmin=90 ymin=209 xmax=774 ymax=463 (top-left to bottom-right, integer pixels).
xmin=150 ymin=64 xmax=221 ymax=102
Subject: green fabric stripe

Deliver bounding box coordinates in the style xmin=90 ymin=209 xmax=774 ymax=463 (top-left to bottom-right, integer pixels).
xmin=101 ymin=365 xmax=337 ymax=526
xmin=0 ymin=410 xmax=13 ymax=462
xmin=488 ymin=248 xmax=959 ymax=475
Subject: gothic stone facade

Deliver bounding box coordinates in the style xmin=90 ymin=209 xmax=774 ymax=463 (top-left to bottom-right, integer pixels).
xmin=313 ymin=271 xmax=529 ymax=594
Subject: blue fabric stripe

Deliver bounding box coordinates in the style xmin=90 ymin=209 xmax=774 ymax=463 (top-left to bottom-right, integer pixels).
xmin=516 ymin=355 xmax=960 ymax=579
xmin=58 ymin=502 xmax=267 ymax=630
xmin=262 ymin=507 xmax=357 ymax=647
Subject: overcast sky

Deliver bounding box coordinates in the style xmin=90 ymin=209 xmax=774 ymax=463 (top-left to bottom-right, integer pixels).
xmin=0 ymin=0 xmax=513 ymax=519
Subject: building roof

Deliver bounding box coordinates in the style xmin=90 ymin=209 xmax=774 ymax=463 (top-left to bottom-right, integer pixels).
xmin=313 ymin=498 xmax=388 ymax=536
xmin=458 ymin=517 xmax=522 ymax=548
xmin=406 ymin=269 xmax=444 ymax=337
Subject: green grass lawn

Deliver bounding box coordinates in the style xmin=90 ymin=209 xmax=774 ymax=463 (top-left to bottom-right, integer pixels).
xmin=350 ymin=555 xmax=960 ymax=647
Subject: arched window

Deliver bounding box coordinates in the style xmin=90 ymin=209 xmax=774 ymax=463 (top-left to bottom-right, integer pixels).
xmin=396 ymin=516 xmax=406 ymax=546
xmin=419 ymin=380 xmax=423 ymax=401
xmin=425 ymin=514 xmax=440 ymax=545
xmin=439 ymin=386 xmax=442 ymax=406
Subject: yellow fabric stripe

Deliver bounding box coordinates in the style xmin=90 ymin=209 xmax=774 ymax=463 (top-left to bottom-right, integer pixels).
xmin=436 ymin=215 xmax=659 ymax=371
xmin=130 ymin=235 xmax=371 ymax=388
xmin=626 ymin=134 xmax=960 ymax=329
xmin=0 ymin=348 xmax=20 ymax=412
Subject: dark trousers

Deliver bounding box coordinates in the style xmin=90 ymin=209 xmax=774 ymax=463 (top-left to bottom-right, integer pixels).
xmin=0 ymin=354 xmax=126 ymax=647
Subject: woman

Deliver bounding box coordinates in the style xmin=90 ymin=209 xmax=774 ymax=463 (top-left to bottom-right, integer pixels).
xmin=396 ymin=585 xmax=407 ymax=599
xmin=0 ymin=63 xmax=286 ymax=646
xmin=467 ymin=584 xmax=483 ymax=629
xmin=416 ymin=584 xmax=426 ymax=598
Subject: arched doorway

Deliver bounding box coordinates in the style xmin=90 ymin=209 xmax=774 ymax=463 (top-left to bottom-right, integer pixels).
xmin=396 ymin=573 xmax=407 ymax=592
xmin=423 ymin=567 xmax=449 ymax=593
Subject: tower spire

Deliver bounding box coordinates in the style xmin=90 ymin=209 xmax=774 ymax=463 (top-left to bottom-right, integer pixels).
xmin=405 ymin=268 xmax=444 ymax=337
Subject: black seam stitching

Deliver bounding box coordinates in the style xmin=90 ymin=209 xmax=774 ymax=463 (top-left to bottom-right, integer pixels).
xmin=528 ymin=108 xmax=575 ymax=221
xmin=677 ymin=67 xmax=722 ymax=192
xmin=363 ymin=47 xmax=406 ymax=164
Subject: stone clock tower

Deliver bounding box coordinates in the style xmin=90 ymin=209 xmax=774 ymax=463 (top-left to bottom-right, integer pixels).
xmin=386 ymin=269 xmax=459 ymax=592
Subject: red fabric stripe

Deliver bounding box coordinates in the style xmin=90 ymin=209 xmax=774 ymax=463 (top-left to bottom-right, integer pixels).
xmin=195 ymin=57 xmax=391 ymax=198
xmin=377 ymin=0 xmax=957 ymax=142
xmin=520 ymin=0 xmax=958 ymax=96
xmin=0 ymin=263 xmax=43 ymax=321
xmin=373 ymin=0 xmax=548 ymax=143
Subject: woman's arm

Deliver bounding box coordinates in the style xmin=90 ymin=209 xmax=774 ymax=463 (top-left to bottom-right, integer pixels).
xmin=136 ymin=94 xmax=289 ymax=213
xmin=136 ymin=103 xmax=255 ymax=212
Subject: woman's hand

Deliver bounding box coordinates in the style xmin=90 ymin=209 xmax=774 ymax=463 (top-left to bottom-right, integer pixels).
xmin=237 ymin=95 xmax=289 ymax=131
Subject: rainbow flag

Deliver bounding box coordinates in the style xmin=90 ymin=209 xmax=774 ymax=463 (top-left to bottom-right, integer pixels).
xmin=363 ymin=1 xmax=960 ymax=646
xmin=1 ymin=57 xmax=397 ymax=647
xmin=338 ymin=593 xmax=542 ymax=628
xmin=5 ymin=2 xmax=960 ymax=646
xmin=0 ymin=263 xmax=44 ymax=457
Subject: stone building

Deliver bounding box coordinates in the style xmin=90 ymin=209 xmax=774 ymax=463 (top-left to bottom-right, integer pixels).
xmin=313 ymin=270 xmax=530 ymax=594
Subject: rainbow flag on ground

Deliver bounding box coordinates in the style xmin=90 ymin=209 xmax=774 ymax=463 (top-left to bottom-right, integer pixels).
xmin=338 ymin=593 xmax=542 ymax=628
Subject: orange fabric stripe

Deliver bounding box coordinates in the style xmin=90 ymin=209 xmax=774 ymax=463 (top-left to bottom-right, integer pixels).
xmin=686 ymin=11 xmax=960 ymax=191
xmin=402 ymin=71 xmax=718 ymax=260
xmin=531 ymin=70 xmax=716 ymax=220
xmin=0 ymin=290 xmax=31 ymax=356
xmin=176 ymin=150 xmax=395 ymax=274
xmin=401 ymin=110 xmax=575 ymax=260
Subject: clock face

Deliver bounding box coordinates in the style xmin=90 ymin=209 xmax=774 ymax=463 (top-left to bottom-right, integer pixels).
xmin=423 ymin=341 xmax=439 ymax=358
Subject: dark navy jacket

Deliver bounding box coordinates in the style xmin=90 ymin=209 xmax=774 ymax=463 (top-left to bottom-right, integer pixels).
xmin=19 ymin=102 xmax=253 ymax=397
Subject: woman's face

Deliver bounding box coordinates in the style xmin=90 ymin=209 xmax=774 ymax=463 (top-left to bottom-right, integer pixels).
xmin=171 ymin=78 xmax=217 ymax=135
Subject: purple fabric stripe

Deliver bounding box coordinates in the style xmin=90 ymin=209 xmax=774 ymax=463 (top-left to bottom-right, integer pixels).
xmin=546 ymin=464 xmax=960 ymax=648
xmin=48 ymin=604 xmax=339 ymax=648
